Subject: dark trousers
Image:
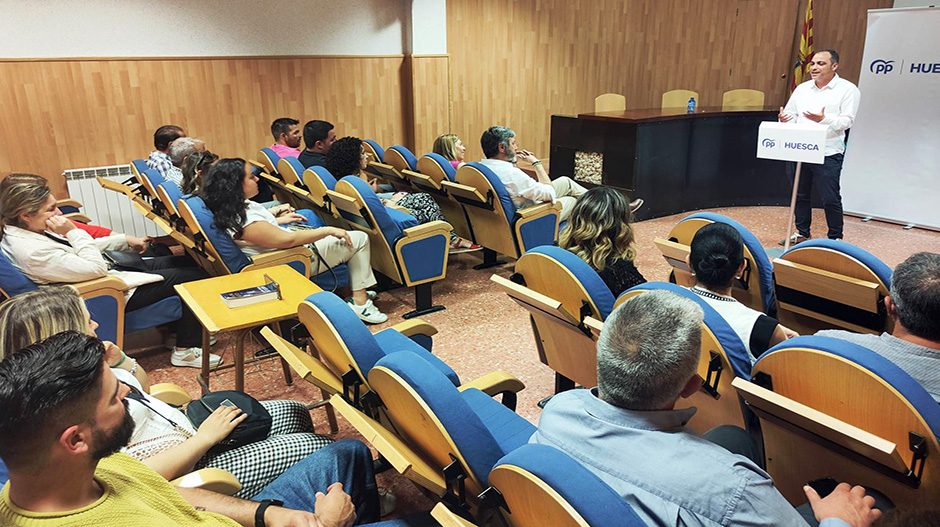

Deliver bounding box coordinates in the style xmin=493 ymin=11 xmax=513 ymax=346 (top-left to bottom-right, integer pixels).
xmin=124 ymin=255 xmax=208 ymax=348
xmin=794 ymin=153 xmax=844 ymax=239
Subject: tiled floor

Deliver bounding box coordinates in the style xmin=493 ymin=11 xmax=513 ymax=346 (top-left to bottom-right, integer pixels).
xmin=138 ymin=206 xmax=939 ymax=516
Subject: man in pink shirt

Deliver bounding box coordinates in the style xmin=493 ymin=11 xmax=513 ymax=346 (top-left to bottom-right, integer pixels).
xmin=269 ymin=118 xmax=302 ymax=158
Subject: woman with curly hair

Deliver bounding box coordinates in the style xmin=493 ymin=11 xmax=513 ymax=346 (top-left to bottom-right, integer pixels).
xmin=179 ymin=149 xmax=219 ymax=195
xmin=559 ymin=186 xmax=646 ymax=298
xmin=326 ymin=136 xmax=479 ymax=253
xmin=202 ymin=158 xmax=387 ymax=323
xmin=432 ymin=133 xmax=467 ymax=169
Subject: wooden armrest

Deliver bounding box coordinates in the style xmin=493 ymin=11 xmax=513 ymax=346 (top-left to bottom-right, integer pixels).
xmin=584 ymin=316 xmax=604 ymax=338
xmin=330 ymin=395 xmax=447 ymax=496
xmin=171 ymin=468 xmax=242 ymax=495
xmin=402 ymin=220 xmax=453 ymax=238
xmin=772 ymin=258 xmax=881 ymax=312
xmin=441 ymin=181 xmax=486 ymax=203
xmin=260 ymin=327 xmax=343 ymax=394
xmin=149 ymin=383 xmax=192 ymax=406
xmin=490 ymin=275 xmax=581 ymax=325
xmin=97 ymin=176 xmax=137 ymax=198
xmin=516 ymin=201 xmax=560 ymax=218
xmin=390 ymin=319 xmax=438 ymax=338
xmin=64 ymin=213 xmax=93 ymax=224
xmin=459 ymin=370 xmax=525 ymax=397
xmin=326 ymin=190 xmax=362 ymax=215
xmin=654 ymin=238 xmax=692 ymax=269
xmin=57 ymin=198 xmax=83 ymax=209
xmin=71 ymin=276 xmax=129 ymax=295
xmin=403 ymin=170 xmax=441 ymax=190
xmin=248 ymin=159 xmax=266 ymax=169
xmin=247 ymin=248 xmax=313 ymax=275
xmin=431 ymin=503 xmax=478 ymax=527
xmin=366 ymin=161 xmax=406 ymax=181
xmin=732 ymin=377 xmax=907 ymax=472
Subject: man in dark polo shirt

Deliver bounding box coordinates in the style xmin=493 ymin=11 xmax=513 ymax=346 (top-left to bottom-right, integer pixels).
xmin=298 ymin=120 xmax=336 ymax=168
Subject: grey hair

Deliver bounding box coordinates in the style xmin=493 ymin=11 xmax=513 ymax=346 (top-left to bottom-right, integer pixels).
xmin=890 ymin=252 xmax=940 ymax=341
xmin=169 ymin=137 xmax=205 ymax=167
xmin=481 ymin=126 xmax=515 ymax=159
xmin=597 ymin=290 xmax=703 ymax=410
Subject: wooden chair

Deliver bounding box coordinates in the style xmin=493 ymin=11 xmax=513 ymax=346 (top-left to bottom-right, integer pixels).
xmin=442 ymin=163 xmax=561 ymax=269
xmin=654 ymin=212 xmax=776 ymax=315
xmin=329 ymin=175 xmax=451 ymax=317
xmin=254 ymin=149 xmax=306 ymax=210
xmin=662 ymin=89 xmax=699 ymax=109
xmin=412 ymin=153 xmax=475 ymax=241
xmin=363 ymin=142 xmax=411 ymax=189
xmin=722 ymin=89 xmax=765 ymax=109
xmin=773 ymin=239 xmax=893 ymax=336
xmin=613 ymin=282 xmax=753 ymax=433
xmin=594 ymin=93 xmax=626 ymax=113
xmin=741 ymin=336 xmax=940 ymax=508
xmin=55 ymin=198 xmax=92 ymax=224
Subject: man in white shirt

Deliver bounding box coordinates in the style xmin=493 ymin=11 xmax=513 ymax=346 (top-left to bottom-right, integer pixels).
xmin=779 ymin=49 xmax=860 ymax=244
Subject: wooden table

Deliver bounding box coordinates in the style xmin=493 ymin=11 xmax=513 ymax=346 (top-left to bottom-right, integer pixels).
xmin=174 ymin=265 xmax=322 ymax=394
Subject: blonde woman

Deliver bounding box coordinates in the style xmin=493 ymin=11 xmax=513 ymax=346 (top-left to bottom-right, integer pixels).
xmin=432 ymin=133 xmax=467 ymax=169
xmin=0 ymin=286 xmax=335 ymax=498
xmin=558 ymin=186 xmax=646 ymax=298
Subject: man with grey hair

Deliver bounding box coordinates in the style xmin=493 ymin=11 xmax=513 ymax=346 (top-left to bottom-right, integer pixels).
xmin=164 ymin=137 xmax=206 ymax=186
xmin=818 ymin=251 xmax=940 ymax=402
xmin=530 ymin=289 xmax=880 ymax=527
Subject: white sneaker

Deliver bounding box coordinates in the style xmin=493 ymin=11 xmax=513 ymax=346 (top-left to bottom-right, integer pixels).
xmin=172 ymin=347 xmax=223 ymax=368
xmin=347 ymin=298 xmax=388 ymax=324
xmin=378 ymin=488 xmax=397 ymax=517
xmin=346 ymin=291 xmax=378 ymax=303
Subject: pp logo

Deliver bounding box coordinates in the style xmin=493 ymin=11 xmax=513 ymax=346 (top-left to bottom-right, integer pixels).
xmin=870 ymin=59 xmax=895 ymax=74
xmin=761 ymin=138 xmax=776 ymax=148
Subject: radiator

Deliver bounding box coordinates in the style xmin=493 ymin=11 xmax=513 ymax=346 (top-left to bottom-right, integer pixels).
xmin=63 ymin=164 xmax=161 ymax=237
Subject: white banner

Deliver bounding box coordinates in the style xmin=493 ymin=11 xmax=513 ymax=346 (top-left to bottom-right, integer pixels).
xmin=842 ymin=7 xmax=940 ymax=230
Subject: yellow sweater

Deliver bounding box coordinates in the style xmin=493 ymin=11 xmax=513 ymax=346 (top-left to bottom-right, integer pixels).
xmin=0 ymin=453 xmax=239 ymax=526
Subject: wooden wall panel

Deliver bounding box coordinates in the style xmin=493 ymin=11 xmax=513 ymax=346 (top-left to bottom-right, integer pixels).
xmin=447 ymin=0 xmax=882 ymax=163
xmin=410 ymin=55 xmax=452 ymax=154
xmin=0 ymin=57 xmax=407 ymax=197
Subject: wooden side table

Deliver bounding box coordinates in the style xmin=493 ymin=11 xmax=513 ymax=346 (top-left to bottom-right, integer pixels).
xmin=174 ymin=265 xmax=322 ymax=394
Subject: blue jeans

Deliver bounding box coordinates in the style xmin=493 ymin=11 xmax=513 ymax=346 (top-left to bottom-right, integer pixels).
xmin=793 ymin=153 xmax=844 ymax=239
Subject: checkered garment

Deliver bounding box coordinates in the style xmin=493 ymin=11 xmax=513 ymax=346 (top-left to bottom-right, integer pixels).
xmin=194 ymin=400 xmax=334 ymax=498
xmin=146 ymin=151 xmax=175 ymax=179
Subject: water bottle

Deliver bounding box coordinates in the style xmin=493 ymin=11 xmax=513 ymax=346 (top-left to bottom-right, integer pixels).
xmin=687 ymin=97 xmax=696 ymax=114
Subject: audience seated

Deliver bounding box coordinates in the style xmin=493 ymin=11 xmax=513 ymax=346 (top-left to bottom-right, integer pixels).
xmin=166 ymin=137 xmax=206 ymax=186
xmin=558 ymin=186 xmax=646 ymax=297
xmin=530 ymin=289 xmax=882 ymax=527
xmin=0 ymin=286 xmax=337 ymax=498
xmin=180 ymin=150 xmax=219 ymax=196
xmin=688 ymin=222 xmax=798 ymax=360
xmin=146 ymin=124 xmax=185 ymax=180
xmin=816 ymin=251 xmax=940 ymax=402
xmin=269 ymin=117 xmax=302 ymax=159
xmin=0 ymin=178 xmax=219 ymax=368
xmin=0 ymin=173 xmax=126 ymax=241
xmin=431 ymin=133 xmax=467 ymax=169
xmin=0 ymin=331 xmax=383 ymax=527
xmin=200 ymin=158 xmax=387 ymax=323
xmin=326 ymin=137 xmax=479 ymax=253
xmin=298 ymin=120 xmax=337 ymax=169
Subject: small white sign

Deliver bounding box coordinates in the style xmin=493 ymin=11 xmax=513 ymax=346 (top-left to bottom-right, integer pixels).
xmin=757 ymin=121 xmax=827 ymax=164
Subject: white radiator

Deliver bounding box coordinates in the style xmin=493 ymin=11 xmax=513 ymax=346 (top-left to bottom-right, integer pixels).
xmin=63 ymin=164 xmax=161 ymax=237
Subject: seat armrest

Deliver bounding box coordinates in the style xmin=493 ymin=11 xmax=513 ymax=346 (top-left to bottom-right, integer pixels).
xmin=431 ymin=503 xmax=478 ymax=527
xmin=246 ymin=248 xmax=313 ymax=276
xmin=390 ymin=319 xmax=438 ymax=338
xmin=441 ymin=181 xmax=486 ymax=203
xmin=459 ymin=371 xmax=525 ymax=411
xmin=516 ymin=201 xmax=561 ymax=218
xmin=401 ymin=220 xmax=453 ymax=238
xmin=56 ymin=198 xmax=84 ymax=209
xmin=64 ymin=213 xmax=93 ymax=224
xmin=149 ymin=383 xmax=192 ymax=406
xmin=171 ymin=468 xmax=242 ymax=495
xmin=71 ymin=276 xmax=130 ymax=296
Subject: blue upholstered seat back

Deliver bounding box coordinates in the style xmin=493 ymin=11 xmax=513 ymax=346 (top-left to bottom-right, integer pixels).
xmin=158 ymin=180 xmax=184 ymax=210
xmin=308 ymin=166 xmax=338 ymax=190
xmin=681 ymin=212 xmax=776 ymax=314
xmin=0 ymin=458 xmax=7 ymax=485
xmin=0 ymin=251 xmax=39 ymax=298
xmin=142 ymin=168 xmax=165 ymax=193
xmin=131 ymin=159 xmax=149 ymax=175
xmin=422 ymin=153 xmax=457 ymax=181
xmin=495 ymin=445 xmax=647 ymax=527
xmin=280 ymin=156 xmax=307 ymax=179
xmin=260 ymin=147 xmax=280 ymax=165
xmin=388 ymin=145 xmax=419 ymax=171
xmin=783 ymin=239 xmax=892 ymax=288
xmin=182 ymin=196 xmax=253 ymax=273
xmin=338 ymin=176 xmax=419 ymax=248
xmin=463 ymin=162 xmax=517 ymax=225
xmin=363 ymin=139 xmax=385 ymax=162
xmin=621 ymin=282 xmax=753 ymax=377
xmin=524 ymin=246 xmax=616 ymax=320
xmin=374 ymin=351 xmax=512 ymax=486
xmin=756 ymin=336 xmax=940 ymax=440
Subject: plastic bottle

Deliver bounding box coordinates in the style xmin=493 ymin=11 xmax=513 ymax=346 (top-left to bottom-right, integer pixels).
xmin=687 ymin=97 xmax=696 ymax=114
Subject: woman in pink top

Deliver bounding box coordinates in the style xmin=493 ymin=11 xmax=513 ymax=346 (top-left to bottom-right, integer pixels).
xmin=433 ymin=134 xmax=466 ymax=169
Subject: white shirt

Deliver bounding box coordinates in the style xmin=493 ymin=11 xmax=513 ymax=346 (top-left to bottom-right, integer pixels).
xmin=690 ymin=286 xmax=762 ymax=364
xmin=231 ymin=200 xmax=279 ymax=256
xmin=477 ymin=158 xmax=555 ymax=209
xmin=782 ymin=74 xmax=860 ymax=156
